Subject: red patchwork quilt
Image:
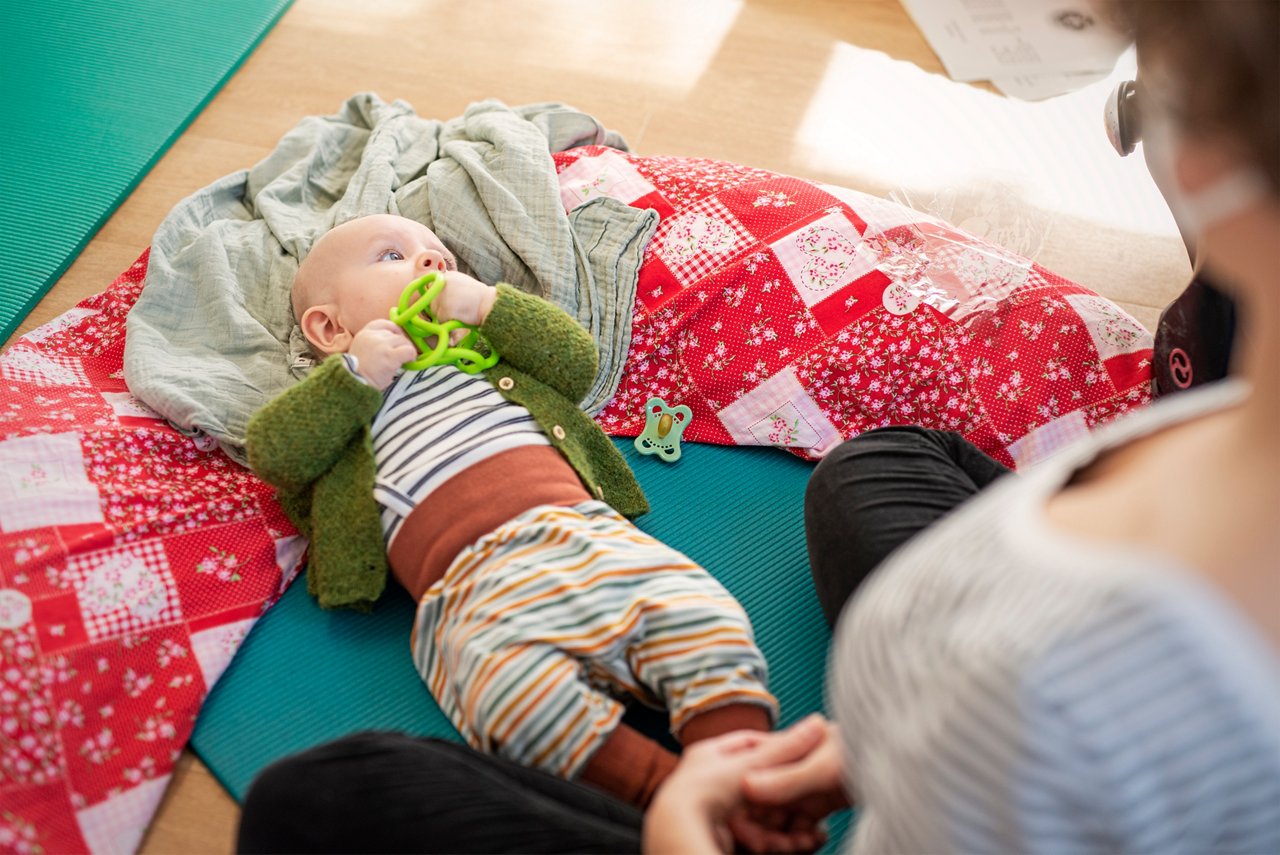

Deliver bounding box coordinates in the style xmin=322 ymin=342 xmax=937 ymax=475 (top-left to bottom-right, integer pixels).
xmin=0 ymin=254 xmax=303 ymax=854
xmin=558 ymin=147 xmax=1153 ymax=468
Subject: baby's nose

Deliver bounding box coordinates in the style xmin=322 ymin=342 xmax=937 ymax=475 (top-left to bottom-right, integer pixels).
xmin=420 ymin=250 xmax=448 ymax=272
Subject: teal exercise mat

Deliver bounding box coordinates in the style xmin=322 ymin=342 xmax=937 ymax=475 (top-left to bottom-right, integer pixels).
xmin=0 ymin=0 xmax=293 ymax=342
xmin=191 ymin=438 xmax=852 ymax=845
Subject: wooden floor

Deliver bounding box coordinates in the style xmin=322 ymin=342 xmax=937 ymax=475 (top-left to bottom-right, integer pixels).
xmin=6 ymin=1 xmax=1191 ymax=851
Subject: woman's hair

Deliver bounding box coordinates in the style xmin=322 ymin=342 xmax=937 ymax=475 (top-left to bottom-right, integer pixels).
xmin=1107 ymin=0 xmax=1279 ymax=194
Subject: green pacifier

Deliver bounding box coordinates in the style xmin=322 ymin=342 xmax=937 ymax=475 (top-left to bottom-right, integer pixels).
xmin=634 ymin=397 xmax=691 ymax=463
xmin=389 ymin=272 xmax=501 ymax=373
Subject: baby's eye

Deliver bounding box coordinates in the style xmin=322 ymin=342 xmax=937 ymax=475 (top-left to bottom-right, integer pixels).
xmin=377 ymin=249 xmax=404 ymax=262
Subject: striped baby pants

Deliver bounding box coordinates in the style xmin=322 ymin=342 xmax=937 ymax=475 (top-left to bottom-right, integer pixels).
xmin=410 ymin=501 xmax=776 ymax=778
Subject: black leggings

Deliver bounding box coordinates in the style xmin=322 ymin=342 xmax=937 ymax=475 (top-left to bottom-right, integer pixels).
xmin=237 ymin=427 xmax=1008 ymax=852
xmin=805 ymin=426 xmax=1010 ymax=627
xmin=236 ymin=732 xmax=644 ymax=853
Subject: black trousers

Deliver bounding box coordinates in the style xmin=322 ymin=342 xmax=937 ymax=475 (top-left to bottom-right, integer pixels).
xmin=237 ymin=427 xmax=1008 ymax=852
xmin=237 ymin=732 xmax=644 ymax=853
xmin=805 ymin=426 xmax=1010 ymax=627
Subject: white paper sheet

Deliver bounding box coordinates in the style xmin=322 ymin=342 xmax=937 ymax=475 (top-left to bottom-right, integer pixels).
xmin=991 ymin=68 xmax=1111 ymax=101
xmin=901 ymin=0 xmax=1129 ymax=82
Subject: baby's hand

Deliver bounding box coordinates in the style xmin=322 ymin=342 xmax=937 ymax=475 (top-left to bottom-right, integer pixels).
xmin=430 ymin=271 xmax=498 ymax=327
xmin=349 ymin=319 xmax=416 ymax=390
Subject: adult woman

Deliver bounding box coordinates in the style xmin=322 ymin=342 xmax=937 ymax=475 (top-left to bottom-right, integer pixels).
xmin=648 ymin=1 xmax=1280 ymax=851
xmin=238 ymin=2 xmax=1278 ymax=851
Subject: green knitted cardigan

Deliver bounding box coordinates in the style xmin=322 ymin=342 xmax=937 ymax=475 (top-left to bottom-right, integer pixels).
xmin=246 ymin=283 xmax=649 ymax=612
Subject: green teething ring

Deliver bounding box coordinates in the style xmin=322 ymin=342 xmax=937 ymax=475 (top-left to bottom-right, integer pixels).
xmin=389 ymin=272 xmax=501 ymax=373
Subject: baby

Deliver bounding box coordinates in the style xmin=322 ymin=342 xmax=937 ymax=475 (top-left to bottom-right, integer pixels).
xmin=248 ymin=213 xmax=777 ymax=807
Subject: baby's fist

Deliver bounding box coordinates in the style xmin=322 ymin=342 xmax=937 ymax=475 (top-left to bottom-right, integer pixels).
xmin=430 ymin=271 xmax=497 ymax=327
xmin=349 ymin=319 xmax=416 ymax=390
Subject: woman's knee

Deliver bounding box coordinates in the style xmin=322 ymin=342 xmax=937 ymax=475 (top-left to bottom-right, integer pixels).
xmin=237 ymin=745 xmax=335 ymax=852
xmin=238 ymin=732 xmax=441 ymax=852
xmin=814 ymin=425 xmax=938 ymax=471
xmin=805 ymin=438 xmax=860 ymax=521
xmin=806 ymin=427 xmax=965 ymax=625
xmin=245 ymin=731 xmax=412 ymax=796
xmin=808 ymin=428 xmax=938 ymax=523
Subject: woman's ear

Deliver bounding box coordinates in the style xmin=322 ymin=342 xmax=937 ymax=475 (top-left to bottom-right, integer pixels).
xmin=299 ymin=304 xmax=353 ymax=355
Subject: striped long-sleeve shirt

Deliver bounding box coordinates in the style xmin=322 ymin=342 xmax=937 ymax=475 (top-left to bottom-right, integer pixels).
xmin=370 ymin=365 xmax=549 ymax=546
xmin=832 ymin=381 xmax=1280 ymax=853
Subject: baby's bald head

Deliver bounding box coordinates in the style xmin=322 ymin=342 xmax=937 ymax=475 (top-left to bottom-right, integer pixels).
xmin=290 ymin=214 xmax=457 ymax=356
xmin=291 ymin=228 xmax=341 ymax=326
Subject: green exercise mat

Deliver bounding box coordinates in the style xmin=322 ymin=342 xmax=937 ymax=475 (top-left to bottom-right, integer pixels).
xmin=191 ymin=438 xmax=852 ymax=846
xmin=0 ymin=0 xmax=293 ymax=342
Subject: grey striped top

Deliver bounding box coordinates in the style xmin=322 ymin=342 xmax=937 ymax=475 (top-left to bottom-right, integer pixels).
xmin=832 ymin=381 xmax=1280 ymax=853
xmin=369 ymin=365 xmax=549 ymax=547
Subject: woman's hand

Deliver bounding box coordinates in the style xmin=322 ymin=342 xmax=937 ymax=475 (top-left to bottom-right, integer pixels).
xmin=735 ymin=717 xmax=851 ymax=851
xmin=430 ymin=271 xmax=497 ymax=327
xmin=643 ymin=715 xmax=847 ymax=855
xmin=349 ymin=320 xmax=416 ymax=390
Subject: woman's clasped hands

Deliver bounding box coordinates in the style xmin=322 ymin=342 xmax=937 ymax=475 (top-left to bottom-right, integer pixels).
xmin=644 ymin=714 xmax=852 ymax=854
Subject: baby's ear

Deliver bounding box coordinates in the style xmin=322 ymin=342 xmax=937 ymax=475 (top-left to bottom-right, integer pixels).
xmin=299 ymin=304 xmax=352 ymax=355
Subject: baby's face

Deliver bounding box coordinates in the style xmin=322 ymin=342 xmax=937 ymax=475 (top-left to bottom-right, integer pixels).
xmin=295 ymin=214 xmax=457 ymax=353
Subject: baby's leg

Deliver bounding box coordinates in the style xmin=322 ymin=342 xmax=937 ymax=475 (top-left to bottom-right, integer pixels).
xmin=543 ymin=504 xmax=779 ymax=744
xmin=409 ymin=504 xmax=681 ymax=807
xmin=423 ymin=633 xmax=676 ymax=807
xmin=624 ymin=573 xmax=778 ymax=746
xmin=410 ymin=502 xmax=773 ymax=805
xmin=678 ymin=694 xmax=773 ymax=745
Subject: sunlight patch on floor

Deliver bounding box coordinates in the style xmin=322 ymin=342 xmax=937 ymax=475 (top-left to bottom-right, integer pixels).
xmin=792 ymin=42 xmax=1180 ymax=239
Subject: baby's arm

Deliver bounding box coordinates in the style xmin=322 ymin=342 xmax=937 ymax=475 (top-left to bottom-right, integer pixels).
xmin=245 ymin=354 xmax=384 ymax=494
xmin=434 ymin=274 xmax=598 ymax=404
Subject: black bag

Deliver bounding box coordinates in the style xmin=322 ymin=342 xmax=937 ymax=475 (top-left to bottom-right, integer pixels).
xmin=1152 ymin=272 xmax=1236 ymax=397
